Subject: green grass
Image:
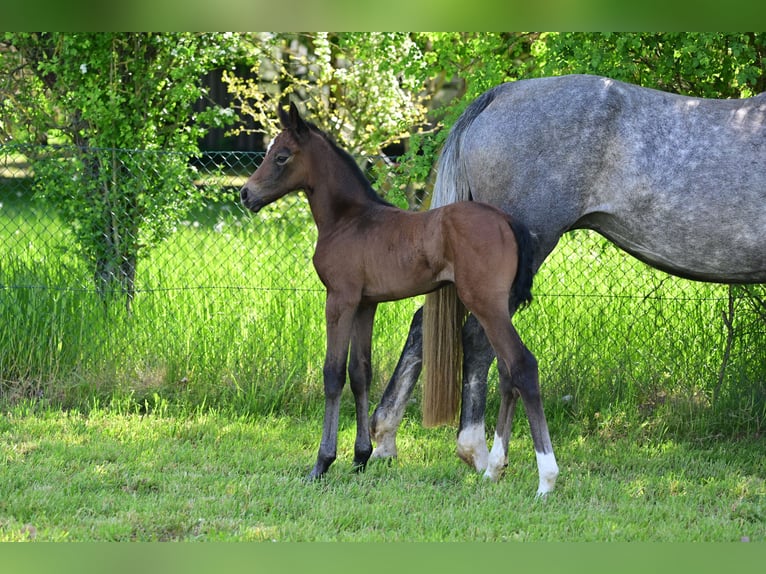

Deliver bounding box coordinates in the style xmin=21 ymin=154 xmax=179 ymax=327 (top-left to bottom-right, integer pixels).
xmin=0 ymin=405 xmax=763 ymax=541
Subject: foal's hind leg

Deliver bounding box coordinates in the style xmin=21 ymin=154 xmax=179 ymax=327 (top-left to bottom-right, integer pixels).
xmin=511 ymin=343 xmax=558 ymax=496
xmin=348 ymin=302 xmax=377 ymax=470
xmin=371 ymin=308 xmax=423 ymax=460
xmin=472 ymin=309 xmax=558 ymax=495
xmin=498 ymin=331 xmax=558 ymax=496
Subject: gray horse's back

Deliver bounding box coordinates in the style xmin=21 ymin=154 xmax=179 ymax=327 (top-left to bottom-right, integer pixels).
xmin=452 ymin=75 xmax=766 ymax=283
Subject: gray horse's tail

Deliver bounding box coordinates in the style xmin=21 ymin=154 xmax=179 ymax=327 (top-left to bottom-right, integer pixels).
xmin=422 ymin=89 xmax=497 ymax=427
xmin=430 ymin=89 xmax=498 ymax=208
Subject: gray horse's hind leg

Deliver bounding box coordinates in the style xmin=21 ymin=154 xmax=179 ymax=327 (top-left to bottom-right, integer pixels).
xmin=370 ymin=307 xmax=423 ymax=459
xmin=371 ymin=309 xmax=497 ymax=473
xmin=456 ymin=314 xmax=494 ymax=472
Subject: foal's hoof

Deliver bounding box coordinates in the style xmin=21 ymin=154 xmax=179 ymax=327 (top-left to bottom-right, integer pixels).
xmin=306 ymin=463 xmax=329 ymax=482
xmin=304 ymin=471 xmax=324 ymax=483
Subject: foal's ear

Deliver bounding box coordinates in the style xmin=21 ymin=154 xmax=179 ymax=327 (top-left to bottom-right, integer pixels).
xmin=278 ymin=104 xmax=291 ymax=130
xmin=278 ymin=102 xmax=309 ymax=139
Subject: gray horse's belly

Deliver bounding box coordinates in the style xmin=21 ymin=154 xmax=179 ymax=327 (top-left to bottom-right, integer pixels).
xmin=577 ymin=210 xmax=766 ymax=283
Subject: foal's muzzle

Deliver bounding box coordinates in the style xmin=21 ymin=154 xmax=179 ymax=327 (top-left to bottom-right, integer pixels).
xmin=240 ymin=185 xmax=265 ymax=213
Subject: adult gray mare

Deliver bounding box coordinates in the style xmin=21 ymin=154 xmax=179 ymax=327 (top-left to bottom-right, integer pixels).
xmin=369 ymin=74 xmax=766 ymax=496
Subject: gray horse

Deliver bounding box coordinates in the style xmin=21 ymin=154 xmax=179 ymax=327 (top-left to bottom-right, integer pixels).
xmin=369 ymin=74 xmax=766 ymax=496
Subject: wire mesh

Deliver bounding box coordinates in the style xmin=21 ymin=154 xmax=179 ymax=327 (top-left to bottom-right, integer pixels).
xmin=0 ymin=144 xmax=763 ymax=414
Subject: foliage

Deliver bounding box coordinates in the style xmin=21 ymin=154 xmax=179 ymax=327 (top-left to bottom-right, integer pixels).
xmin=224 ymin=32 xmax=429 ymax=159
xmin=393 ymin=33 xmax=536 ymax=197
xmin=0 ymin=33 xmax=239 ymax=305
xmin=530 ymin=32 xmax=766 ymax=98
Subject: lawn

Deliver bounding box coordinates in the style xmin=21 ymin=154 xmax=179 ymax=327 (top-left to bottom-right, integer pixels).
xmin=0 ymin=405 xmax=763 ymax=542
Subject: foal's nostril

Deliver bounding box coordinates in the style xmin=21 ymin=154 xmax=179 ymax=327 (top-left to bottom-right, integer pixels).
xmin=240 ymin=186 xmax=249 ymax=203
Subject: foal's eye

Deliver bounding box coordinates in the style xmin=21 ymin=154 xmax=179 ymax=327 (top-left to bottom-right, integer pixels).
xmin=275 ymin=154 xmax=291 ymax=166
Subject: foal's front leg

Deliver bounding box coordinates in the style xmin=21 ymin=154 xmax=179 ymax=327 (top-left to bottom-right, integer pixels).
xmin=308 ymin=295 xmax=357 ymax=480
xmin=348 ymin=302 xmax=377 ymax=470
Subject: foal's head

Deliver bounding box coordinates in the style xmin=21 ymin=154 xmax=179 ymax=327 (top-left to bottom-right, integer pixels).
xmin=240 ymin=102 xmax=320 ymax=213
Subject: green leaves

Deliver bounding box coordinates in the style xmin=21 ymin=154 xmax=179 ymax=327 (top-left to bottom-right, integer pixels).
xmin=3 ymin=33 xmax=239 ymax=306
xmin=225 ymin=32 xmax=430 ymax=160
xmin=531 ymin=33 xmax=765 ymax=98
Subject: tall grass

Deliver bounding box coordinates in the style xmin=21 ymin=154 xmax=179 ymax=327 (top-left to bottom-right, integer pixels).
xmin=1 ymin=179 xmax=764 ymax=439
xmin=0 ymin=183 xmax=418 ymax=417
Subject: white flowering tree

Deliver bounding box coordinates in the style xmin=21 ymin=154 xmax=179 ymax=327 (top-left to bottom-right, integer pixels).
xmin=1 ymin=33 xmax=238 ymax=307
xmin=223 ymin=32 xmax=432 ymax=204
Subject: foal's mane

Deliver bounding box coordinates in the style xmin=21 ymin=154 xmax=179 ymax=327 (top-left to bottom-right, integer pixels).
xmin=304 ymin=120 xmax=393 ymax=207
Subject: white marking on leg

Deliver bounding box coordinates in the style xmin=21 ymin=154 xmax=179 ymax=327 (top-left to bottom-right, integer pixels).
xmin=456 ymin=423 xmax=488 ymax=472
xmin=535 ymin=451 xmax=559 ymax=497
xmin=370 ymin=427 xmax=398 ymax=459
xmin=370 ymin=413 xmax=399 ymax=459
xmin=483 ymin=432 xmax=507 ymax=481
xmin=371 ymin=357 xmax=421 ymax=461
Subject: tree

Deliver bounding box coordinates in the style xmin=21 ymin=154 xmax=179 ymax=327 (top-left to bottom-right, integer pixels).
xmin=530 ymin=32 xmax=766 ymax=98
xmin=0 ymin=33 xmax=238 ymax=308
xmin=223 ymin=32 xmax=439 ymax=206
xmin=225 ymin=33 xmax=428 ymax=157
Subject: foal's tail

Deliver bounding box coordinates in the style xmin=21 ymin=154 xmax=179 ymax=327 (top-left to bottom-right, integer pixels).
xmin=508 ymin=215 xmax=534 ymax=311
xmin=422 ymin=89 xmax=498 ymax=428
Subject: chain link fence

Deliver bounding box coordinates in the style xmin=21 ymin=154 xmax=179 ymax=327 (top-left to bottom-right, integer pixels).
xmin=1 ymin=144 xmax=764 ymax=424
